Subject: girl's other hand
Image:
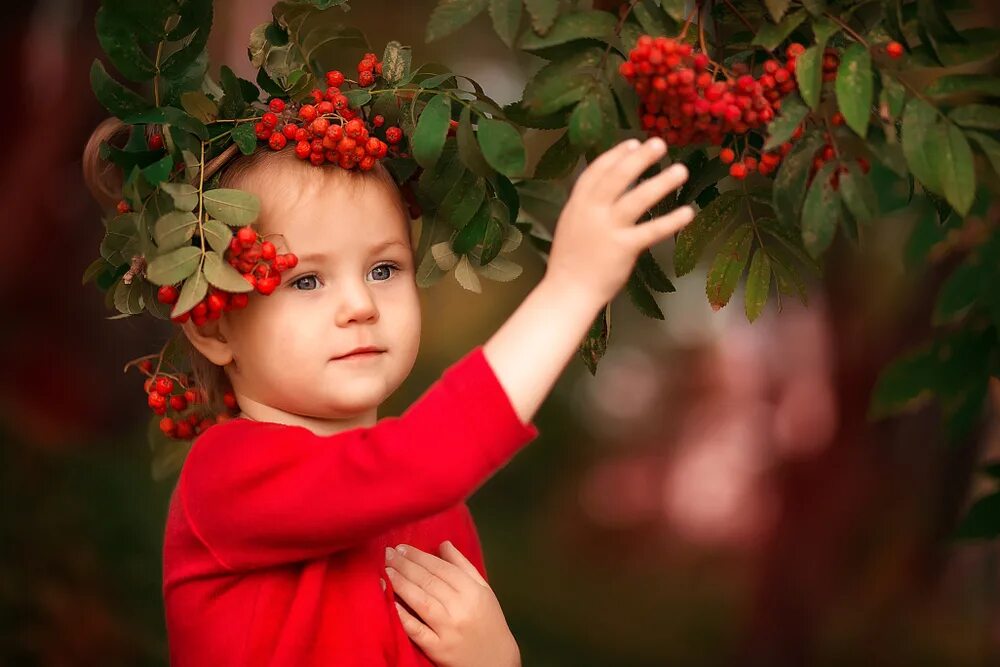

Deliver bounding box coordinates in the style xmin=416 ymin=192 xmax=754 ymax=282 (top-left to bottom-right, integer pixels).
xmin=385 ymin=540 xmax=520 ymax=667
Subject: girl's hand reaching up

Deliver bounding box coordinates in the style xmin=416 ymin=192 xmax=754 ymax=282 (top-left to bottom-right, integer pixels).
xmin=545 ymin=136 xmax=693 ymax=306
xmin=385 ymin=541 xmax=520 ymax=667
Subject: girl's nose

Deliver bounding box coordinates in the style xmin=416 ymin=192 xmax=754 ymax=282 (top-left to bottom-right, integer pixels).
xmin=335 ymin=281 xmax=379 ymax=326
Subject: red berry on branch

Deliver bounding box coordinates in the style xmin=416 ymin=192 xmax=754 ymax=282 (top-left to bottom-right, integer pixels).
xmin=326 ymin=70 xmax=345 ymax=87
xmin=117 ymin=200 xmax=131 ymax=214
xmin=237 ymin=226 xmax=257 ymax=247
xmin=886 ymin=41 xmax=904 ymax=59
xmin=139 ymin=360 xmax=153 ymax=374
xmin=157 ymin=285 xmax=179 ymax=305
xmin=148 ymin=133 xmax=164 ymax=150
xmin=268 ymin=133 xmax=287 ymax=150
xmin=359 ymin=70 xmax=375 ymax=86
xmin=719 ymin=148 xmax=736 ymax=164
xmin=373 ymin=114 xmax=385 ymax=127
xmin=729 ymin=163 xmax=748 ymax=179
xmin=155 ymin=376 xmax=174 ymax=395
xmin=299 ymin=104 xmax=317 ymax=122
xmin=385 ymin=126 xmax=402 ymax=144
xmin=262 ymin=112 xmax=279 ymax=128
xmin=269 ymin=98 xmax=286 ymax=113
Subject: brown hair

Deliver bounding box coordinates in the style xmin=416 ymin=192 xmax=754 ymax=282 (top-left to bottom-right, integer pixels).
xmin=83 ymin=118 xmax=411 ymax=414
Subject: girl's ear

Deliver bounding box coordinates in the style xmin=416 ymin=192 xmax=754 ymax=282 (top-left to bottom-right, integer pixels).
xmin=180 ymin=319 xmax=234 ymax=366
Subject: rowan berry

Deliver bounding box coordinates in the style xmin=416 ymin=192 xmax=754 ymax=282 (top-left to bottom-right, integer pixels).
xmin=886 ymin=41 xmax=904 ymax=59
xmin=268 ymin=133 xmax=287 ymax=150
xmin=269 ymin=98 xmax=286 ymax=113
xmin=719 ymin=148 xmax=736 ymax=164
xmin=157 ymin=285 xmax=179 ymax=305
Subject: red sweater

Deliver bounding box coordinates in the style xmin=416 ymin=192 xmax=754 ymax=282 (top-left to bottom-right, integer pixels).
xmin=162 ymin=345 xmax=540 ymax=666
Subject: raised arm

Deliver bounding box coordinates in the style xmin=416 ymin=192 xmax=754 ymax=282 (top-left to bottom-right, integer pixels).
xmin=484 ymin=137 xmax=694 ymax=425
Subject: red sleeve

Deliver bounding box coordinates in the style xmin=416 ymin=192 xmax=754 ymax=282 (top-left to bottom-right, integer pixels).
xmin=180 ymin=345 xmax=539 ymax=571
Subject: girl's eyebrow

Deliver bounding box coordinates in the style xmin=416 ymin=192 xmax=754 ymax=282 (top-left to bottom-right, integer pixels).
xmin=295 ymin=240 xmax=408 ymax=264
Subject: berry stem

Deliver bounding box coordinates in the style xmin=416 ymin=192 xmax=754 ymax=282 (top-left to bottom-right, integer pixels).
xmin=598 ymin=0 xmax=640 ymax=73
xmin=678 ymin=3 xmax=699 ymax=40
xmin=822 ymin=11 xmax=869 ymax=48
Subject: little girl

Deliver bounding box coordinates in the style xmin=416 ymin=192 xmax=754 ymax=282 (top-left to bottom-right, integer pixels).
xmin=163 ymin=135 xmax=694 ymax=666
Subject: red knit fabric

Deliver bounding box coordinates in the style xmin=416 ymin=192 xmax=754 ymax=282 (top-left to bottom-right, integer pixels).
xmin=162 ymin=345 xmax=539 ymax=666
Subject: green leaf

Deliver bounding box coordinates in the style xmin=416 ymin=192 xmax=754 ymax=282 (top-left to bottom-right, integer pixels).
xmin=203 ymin=251 xmax=254 ymax=292
xmin=879 ymin=74 xmax=907 ymax=120
xmin=838 ymin=161 xmax=878 ymax=225
xmin=706 ymin=224 xmax=753 ymax=311
xmin=146 ymin=246 xmax=201 ymax=286
xmin=94 ymin=6 xmax=157 ymax=82
xmin=113 ymin=276 xmax=145 ymax=315
xmin=82 ymin=257 xmax=111 ymax=286
xmin=154 ymin=211 xmax=198 ymax=251
xmin=773 ymin=132 xmax=824 ymax=229
xmin=476 ymin=117 xmax=525 ymax=177
xmin=101 ymin=213 xmax=139 ymax=266
xmin=632 ymin=1 xmax=674 ymax=37
xmin=801 ymin=162 xmax=840 ymax=258
xmin=489 ymin=0 xmax=522 ymax=47
xmin=426 ymin=0 xmax=489 ymax=42
xmin=524 ymin=0 xmax=559 ymax=35
xmin=966 ymin=131 xmax=1000 ymax=178
xmin=835 ymin=44 xmax=872 ymax=138
xmin=452 ymin=199 xmax=492 ymax=254
xmin=202 ymin=218 xmax=233 ymax=254
xmin=344 ymin=88 xmax=372 ymax=106
xmin=141 ymin=154 xmax=174 ymax=187
xmin=625 ymin=270 xmax=665 ymax=319
xmin=522 ymin=47 xmax=604 ymax=116
xmin=636 ymin=249 xmax=675 ymax=293
xmin=868 ymin=343 xmax=937 ymax=419
xmin=89 ymin=59 xmax=152 ymax=119
xmin=674 ymin=190 xmax=742 ymax=277
xmin=764 ymin=92 xmax=808 ymax=150
xmin=932 ymin=257 xmax=985 ymax=325
xmin=438 ymin=170 xmax=487 ymax=228
xmin=457 ymin=107 xmax=493 ymax=177
xmin=180 ymin=91 xmax=219 ymax=123
xmin=579 ymin=304 xmax=610 ymax=375
xmin=744 ymin=249 xmax=771 ymax=322
xmin=926 ymin=74 xmax=1000 ymax=99
xmin=412 ymin=93 xmax=452 ymax=169
xmin=753 ymin=10 xmax=806 ymax=50
xmin=949 ymin=104 xmax=1000 ymax=130
xmin=902 ymin=97 xmax=944 ymax=195
xmin=917 ymin=0 xmax=965 ymax=60
xmin=795 ymin=44 xmax=824 ymax=110
xmin=517 ymin=11 xmax=617 ymax=52
xmin=160 ymin=0 xmax=213 ymax=79
xmin=939 ymin=124 xmax=976 ymax=216
xmin=231 ymin=122 xmax=258 ymax=155
xmin=568 ymin=87 xmax=614 ymax=151
xmin=160 ymin=182 xmax=199 ymax=211
xmin=202 ymin=188 xmax=261 ymax=226
xmin=534 ymin=132 xmax=582 ymax=179
xmin=381 ymin=41 xmax=412 ymax=83
xmin=764 ymin=0 xmax=792 ymax=22
xmin=660 ymin=0 xmax=686 ymax=22
xmin=123 ymin=107 xmax=209 ymax=140
xmin=171 ymin=268 xmax=208 ymax=317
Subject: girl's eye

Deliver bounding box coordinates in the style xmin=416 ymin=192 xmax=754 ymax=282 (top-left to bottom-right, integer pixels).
xmin=369 ymin=263 xmax=399 ymax=282
xmin=292 ymin=275 xmax=319 ymax=290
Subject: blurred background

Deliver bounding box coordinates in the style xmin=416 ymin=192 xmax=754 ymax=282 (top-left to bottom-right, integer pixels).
xmin=3 ymin=0 xmax=1000 ymax=664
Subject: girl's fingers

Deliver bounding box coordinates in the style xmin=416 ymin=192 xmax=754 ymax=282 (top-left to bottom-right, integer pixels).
xmin=578 ymin=138 xmax=641 ymax=188
xmin=385 ymin=565 xmax=451 ymax=629
xmin=391 ymin=545 xmax=466 ymax=594
xmin=437 ymin=540 xmax=488 ymax=587
xmin=614 ymin=163 xmax=690 ymax=222
xmin=626 ymin=205 xmax=697 ymax=252
xmin=393 ymin=599 xmax=439 ymax=649
xmin=593 ymin=137 xmax=669 ymax=204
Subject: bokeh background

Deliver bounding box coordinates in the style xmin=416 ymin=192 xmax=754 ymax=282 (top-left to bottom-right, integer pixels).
xmin=3 ymin=0 xmax=1000 ymax=665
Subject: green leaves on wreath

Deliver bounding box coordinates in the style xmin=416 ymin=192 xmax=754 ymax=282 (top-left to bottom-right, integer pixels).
xmin=202 ymin=189 xmax=261 ymax=226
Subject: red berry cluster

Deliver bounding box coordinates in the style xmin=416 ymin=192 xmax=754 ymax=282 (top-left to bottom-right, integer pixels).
xmin=252 ymin=54 xmax=404 ymax=171
xmin=719 ymin=137 xmax=795 ymax=180
xmin=619 ymin=36 xmax=802 ymax=148
xmin=136 ymin=359 xmax=238 ymax=440
xmin=224 ymin=225 xmax=299 ymax=295
xmin=156 ymin=226 xmax=298 ymax=325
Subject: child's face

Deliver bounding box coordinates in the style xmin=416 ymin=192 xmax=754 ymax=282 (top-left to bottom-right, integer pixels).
xmin=190 ymin=160 xmax=421 ymax=432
